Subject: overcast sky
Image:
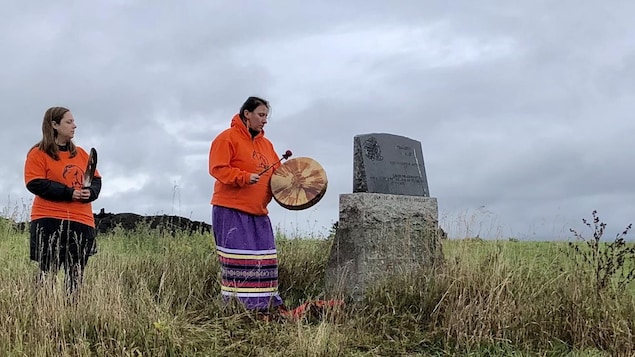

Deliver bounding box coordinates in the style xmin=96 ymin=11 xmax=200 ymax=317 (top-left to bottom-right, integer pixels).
xmin=2 ymin=1 xmax=634 ymax=240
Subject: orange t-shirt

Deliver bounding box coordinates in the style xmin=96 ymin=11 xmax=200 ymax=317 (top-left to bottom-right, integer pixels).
xmin=24 ymin=146 xmax=100 ymax=227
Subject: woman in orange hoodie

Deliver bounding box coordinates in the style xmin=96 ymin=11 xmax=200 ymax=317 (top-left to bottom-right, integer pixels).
xmin=208 ymin=96 xmax=284 ymax=312
xmin=24 ymin=106 xmax=102 ymax=295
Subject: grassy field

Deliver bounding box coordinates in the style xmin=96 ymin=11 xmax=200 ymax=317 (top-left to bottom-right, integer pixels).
xmin=0 ymin=218 xmax=634 ymax=356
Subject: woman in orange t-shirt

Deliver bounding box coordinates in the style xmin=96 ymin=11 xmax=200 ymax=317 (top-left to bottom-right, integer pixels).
xmin=24 ymin=106 xmax=102 ymax=294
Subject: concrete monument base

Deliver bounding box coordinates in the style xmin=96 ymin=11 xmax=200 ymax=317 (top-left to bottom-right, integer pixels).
xmin=324 ymin=192 xmax=443 ymax=302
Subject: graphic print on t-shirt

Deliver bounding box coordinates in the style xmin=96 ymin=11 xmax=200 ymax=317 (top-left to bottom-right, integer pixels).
xmin=252 ymin=151 xmax=270 ymax=171
xmin=62 ymin=164 xmax=85 ymax=189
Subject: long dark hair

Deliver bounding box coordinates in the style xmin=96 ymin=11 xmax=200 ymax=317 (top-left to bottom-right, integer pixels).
xmin=34 ymin=106 xmax=77 ymax=160
xmin=239 ymin=96 xmax=270 ymax=122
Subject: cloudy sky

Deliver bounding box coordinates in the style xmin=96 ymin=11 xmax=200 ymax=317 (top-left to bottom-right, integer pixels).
xmin=2 ymin=1 xmax=634 ymax=240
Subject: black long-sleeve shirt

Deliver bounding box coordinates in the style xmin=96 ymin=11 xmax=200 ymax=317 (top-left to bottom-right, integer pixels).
xmin=25 ymin=143 xmax=102 ymax=203
xmin=26 ymin=177 xmax=101 ymax=202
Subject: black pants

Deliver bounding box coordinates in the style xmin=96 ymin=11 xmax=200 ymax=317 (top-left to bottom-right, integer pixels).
xmin=30 ymin=218 xmax=96 ymax=292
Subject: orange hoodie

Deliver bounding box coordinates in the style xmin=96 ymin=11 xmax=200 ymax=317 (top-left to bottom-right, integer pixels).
xmin=209 ymin=114 xmax=281 ymax=216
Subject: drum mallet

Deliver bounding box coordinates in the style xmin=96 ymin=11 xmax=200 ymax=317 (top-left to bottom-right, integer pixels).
xmin=258 ymin=150 xmax=293 ymax=175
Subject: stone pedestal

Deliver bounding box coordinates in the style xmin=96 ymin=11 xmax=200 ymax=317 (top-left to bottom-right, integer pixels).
xmin=324 ymin=192 xmax=442 ymax=302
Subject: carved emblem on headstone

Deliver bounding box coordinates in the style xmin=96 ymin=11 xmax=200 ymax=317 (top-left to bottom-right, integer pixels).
xmin=362 ymin=137 xmax=383 ymax=161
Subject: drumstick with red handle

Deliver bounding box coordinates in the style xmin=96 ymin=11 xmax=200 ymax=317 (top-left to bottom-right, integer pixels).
xmin=258 ymin=150 xmax=292 ymax=175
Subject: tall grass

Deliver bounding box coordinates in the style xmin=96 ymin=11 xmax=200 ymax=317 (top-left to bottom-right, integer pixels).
xmin=0 ymin=216 xmax=634 ymax=356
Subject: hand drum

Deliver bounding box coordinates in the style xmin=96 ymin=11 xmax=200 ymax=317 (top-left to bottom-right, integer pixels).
xmin=270 ymin=157 xmax=327 ymax=210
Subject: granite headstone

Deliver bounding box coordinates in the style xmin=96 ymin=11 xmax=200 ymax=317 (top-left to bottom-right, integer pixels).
xmin=353 ymin=133 xmax=429 ymax=197
xmin=325 ymin=133 xmax=443 ymax=302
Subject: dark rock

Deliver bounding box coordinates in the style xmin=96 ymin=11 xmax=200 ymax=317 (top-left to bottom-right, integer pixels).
xmin=0 ymin=217 xmax=27 ymax=233
xmin=94 ymin=208 xmax=212 ymax=236
xmin=2 ymin=209 xmax=212 ymax=236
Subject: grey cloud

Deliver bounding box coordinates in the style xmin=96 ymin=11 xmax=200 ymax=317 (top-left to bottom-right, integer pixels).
xmin=2 ymin=1 xmax=634 ymax=240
